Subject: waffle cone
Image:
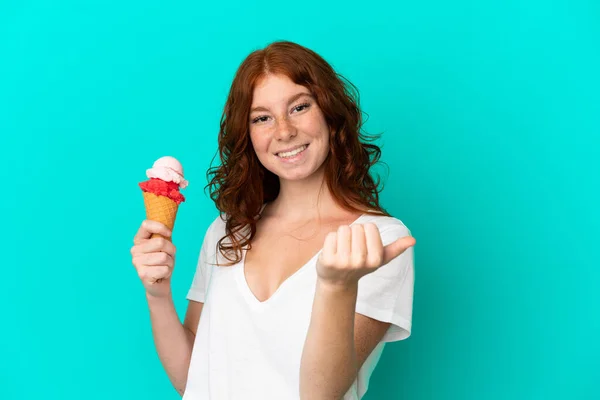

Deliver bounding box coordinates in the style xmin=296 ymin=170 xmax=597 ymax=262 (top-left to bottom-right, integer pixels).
xmin=142 ymin=192 xmax=179 ymax=241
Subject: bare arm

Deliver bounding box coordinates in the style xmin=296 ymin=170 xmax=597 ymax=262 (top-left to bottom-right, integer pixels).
xmin=300 ymin=224 xmax=413 ymax=399
xmin=300 ymin=281 xmax=389 ymax=399
xmin=131 ymin=220 xmax=206 ymax=396
xmin=146 ymin=295 xmax=203 ymax=396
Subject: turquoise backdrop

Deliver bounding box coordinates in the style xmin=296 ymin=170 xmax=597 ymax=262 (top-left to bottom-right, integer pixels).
xmin=1 ymin=1 xmax=598 ymax=399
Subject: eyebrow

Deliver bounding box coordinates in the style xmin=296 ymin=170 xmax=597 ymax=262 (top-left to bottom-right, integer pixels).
xmin=250 ymin=92 xmax=314 ymax=113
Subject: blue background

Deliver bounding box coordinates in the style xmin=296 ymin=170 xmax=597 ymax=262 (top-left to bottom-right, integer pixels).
xmin=1 ymin=1 xmax=598 ymax=399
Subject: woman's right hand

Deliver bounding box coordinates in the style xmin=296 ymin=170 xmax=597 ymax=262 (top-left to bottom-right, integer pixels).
xmin=130 ymin=220 xmax=177 ymax=298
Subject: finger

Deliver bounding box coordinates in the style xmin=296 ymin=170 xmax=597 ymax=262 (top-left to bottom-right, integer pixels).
xmin=323 ymin=231 xmax=338 ymax=256
xmin=137 ymin=237 xmax=177 ymax=257
xmin=134 ymin=220 xmax=172 ymax=245
xmin=337 ymin=225 xmax=352 ymax=259
xmin=383 ymin=236 xmax=416 ymax=265
xmin=140 ymin=266 xmax=171 ymax=284
xmin=139 ymin=251 xmax=174 ymax=267
xmin=364 ymin=223 xmax=384 ymax=267
xmin=350 ymin=225 xmax=367 ymax=268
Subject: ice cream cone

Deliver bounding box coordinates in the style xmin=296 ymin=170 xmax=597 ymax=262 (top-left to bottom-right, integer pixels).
xmin=139 ymin=156 xmax=187 ymax=241
xmin=142 ymin=191 xmax=179 ymax=241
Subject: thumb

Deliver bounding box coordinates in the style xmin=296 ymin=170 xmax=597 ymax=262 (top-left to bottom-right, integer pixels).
xmin=382 ymin=236 xmax=416 ymax=265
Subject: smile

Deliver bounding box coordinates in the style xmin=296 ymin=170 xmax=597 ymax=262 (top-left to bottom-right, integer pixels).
xmin=276 ymin=144 xmax=309 ymax=158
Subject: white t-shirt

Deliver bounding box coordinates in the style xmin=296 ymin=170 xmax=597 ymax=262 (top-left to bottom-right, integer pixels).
xmin=182 ymin=212 xmax=414 ymax=400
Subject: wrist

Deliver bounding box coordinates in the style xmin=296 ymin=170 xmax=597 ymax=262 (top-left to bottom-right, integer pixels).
xmin=316 ymin=278 xmax=359 ymax=295
xmin=145 ymin=290 xmax=173 ymax=305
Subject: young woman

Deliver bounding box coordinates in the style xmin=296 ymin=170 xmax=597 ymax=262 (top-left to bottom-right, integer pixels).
xmin=131 ymin=40 xmax=416 ymax=400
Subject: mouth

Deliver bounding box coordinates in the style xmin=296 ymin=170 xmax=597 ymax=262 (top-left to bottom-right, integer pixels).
xmin=275 ymin=144 xmax=309 ymax=158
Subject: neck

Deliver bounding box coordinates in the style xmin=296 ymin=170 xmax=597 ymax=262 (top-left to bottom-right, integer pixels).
xmin=267 ymin=167 xmax=340 ymax=221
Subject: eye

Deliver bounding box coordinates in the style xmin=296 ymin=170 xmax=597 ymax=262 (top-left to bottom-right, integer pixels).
xmin=293 ymin=102 xmax=311 ymax=113
xmin=251 ymin=116 xmax=269 ymax=124
xmin=250 ymin=102 xmax=311 ymax=124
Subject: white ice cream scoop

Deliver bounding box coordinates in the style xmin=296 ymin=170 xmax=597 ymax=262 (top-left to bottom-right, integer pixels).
xmin=146 ymin=156 xmax=189 ymax=189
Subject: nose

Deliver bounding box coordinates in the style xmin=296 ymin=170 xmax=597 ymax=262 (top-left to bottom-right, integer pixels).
xmin=275 ymin=116 xmax=297 ymax=141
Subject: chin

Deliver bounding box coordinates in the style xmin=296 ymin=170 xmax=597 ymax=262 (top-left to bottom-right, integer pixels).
xmin=275 ymin=165 xmax=325 ymax=181
xmin=271 ymin=169 xmax=307 ymax=181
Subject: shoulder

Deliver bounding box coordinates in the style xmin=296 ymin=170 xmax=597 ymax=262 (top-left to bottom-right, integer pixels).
xmin=359 ymin=213 xmax=412 ymax=237
xmin=199 ymin=214 xmax=229 ymax=262
xmin=204 ymin=213 xmax=228 ymax=243
xmin=203 ymin=212 xmax=247 ymax=248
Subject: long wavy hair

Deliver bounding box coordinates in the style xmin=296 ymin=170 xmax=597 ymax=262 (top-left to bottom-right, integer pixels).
xmin=206 ymin=40 xmax=389 ymax=266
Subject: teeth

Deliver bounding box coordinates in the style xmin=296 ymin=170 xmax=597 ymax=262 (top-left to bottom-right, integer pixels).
xmin=278 ymin=144 xmax=307 ymax=158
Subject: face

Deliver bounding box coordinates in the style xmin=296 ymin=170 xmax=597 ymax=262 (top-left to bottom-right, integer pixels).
xmin=249 ymin=73 xmax=330 ymax=182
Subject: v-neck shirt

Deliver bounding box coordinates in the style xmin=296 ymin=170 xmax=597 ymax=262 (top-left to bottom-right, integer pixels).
xmin=183 ymin=212 xmax=414 ymax=400
xmin=238 ymin=212 xmax=365 ymax=310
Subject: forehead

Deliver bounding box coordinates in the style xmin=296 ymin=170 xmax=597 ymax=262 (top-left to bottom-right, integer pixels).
xmin=251 ymin=74 xmax=310 ymax=105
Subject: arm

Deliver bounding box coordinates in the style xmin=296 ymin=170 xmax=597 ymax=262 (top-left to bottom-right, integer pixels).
xmin=299 ymin=280 xmax=390 ymax=400
xmin=300 ymin=223 xmax=414 ymax=399
xmin=146 ymin=294 xmax=203 ymax=396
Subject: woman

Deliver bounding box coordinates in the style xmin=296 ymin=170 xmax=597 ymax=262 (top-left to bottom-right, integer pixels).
xmin=131 ymin=40 xmax=416 ymax=400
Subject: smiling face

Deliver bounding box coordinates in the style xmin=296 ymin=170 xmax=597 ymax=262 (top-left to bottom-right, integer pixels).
xmin=249 ymin=73 xmax=331 ymax=182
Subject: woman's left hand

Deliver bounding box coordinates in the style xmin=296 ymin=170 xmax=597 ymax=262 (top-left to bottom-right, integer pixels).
xmin=316 ymin=223 xmax=416 ymax=289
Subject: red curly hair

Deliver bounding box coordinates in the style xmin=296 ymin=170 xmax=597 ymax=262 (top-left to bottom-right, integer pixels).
xmin=206 ymin=40 xmax=390 ymax=265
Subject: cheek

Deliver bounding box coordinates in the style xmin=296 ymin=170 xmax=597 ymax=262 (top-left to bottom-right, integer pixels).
xmin=303 ymin=119 xmax=322 ymax=137
xmin=302 ymin=113 xmax=329 ymax=140
xmin=250 ymin=132 xmax=271 ymax=155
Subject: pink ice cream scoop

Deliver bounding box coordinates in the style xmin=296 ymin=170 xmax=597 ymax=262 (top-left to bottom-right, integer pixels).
xmin=146 ymin=156 xmax=189 ymax=189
